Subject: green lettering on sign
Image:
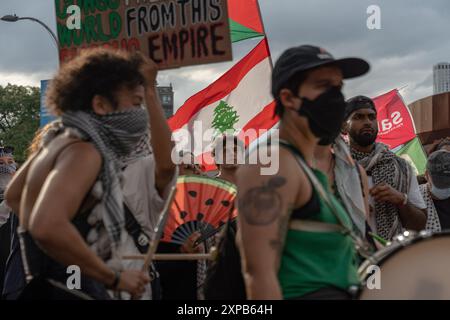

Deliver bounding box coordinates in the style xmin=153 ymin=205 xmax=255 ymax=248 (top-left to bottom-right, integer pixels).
xmin=57 ymin=22 xmax=73 ymax=47
xmin=84 ymin=15 xmax=98 ymax=43
xmin=109 ymin=11 xmax=122 ymax=40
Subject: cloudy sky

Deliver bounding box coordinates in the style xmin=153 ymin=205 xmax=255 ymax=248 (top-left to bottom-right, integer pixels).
xmin=1 ymin=0 xmax=449 ymax=110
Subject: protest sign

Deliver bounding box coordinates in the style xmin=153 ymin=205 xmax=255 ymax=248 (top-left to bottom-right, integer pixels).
xmin=55 ymin=0 xmax=233 ymax=70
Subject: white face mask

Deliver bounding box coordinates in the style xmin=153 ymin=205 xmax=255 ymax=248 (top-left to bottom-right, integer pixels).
xmin=431 ymin=185 xmax=450 ymax=200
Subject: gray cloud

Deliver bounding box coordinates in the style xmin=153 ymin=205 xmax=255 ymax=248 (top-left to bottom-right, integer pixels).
xmin=0 ymin=0 xmax=58 ymax=74
xmin=1 ymin=0 xmax=449 ymax=108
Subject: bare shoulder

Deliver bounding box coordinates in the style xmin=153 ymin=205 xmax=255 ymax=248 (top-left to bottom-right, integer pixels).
xmin=54 ymin=138 xmax=102 ymax=173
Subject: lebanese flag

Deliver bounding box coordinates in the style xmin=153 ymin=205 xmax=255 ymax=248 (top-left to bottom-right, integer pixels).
xmin=169 ymin=38 xmax=277 ymax=169
xmin=228 ymin=0 xmax=265 ymax=43
xmin=373 ymin=89 xmax=416 ymax=149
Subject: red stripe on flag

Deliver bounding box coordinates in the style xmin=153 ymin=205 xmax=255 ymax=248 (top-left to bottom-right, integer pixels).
xmin=238 ymin=101 xmax=278 ymax=146
xmin=228 ymin=0 xmax=264 ymax=33
xmin=168 ymin=38 xmax=270 ymax=131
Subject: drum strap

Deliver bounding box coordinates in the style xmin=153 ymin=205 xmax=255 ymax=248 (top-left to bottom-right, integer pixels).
xmin=289 ymin=219 xmax=347 ymax=233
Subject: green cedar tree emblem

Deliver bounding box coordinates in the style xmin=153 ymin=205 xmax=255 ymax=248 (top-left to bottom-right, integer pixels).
xmin=211 ymin=100 xmax=240 ymax=137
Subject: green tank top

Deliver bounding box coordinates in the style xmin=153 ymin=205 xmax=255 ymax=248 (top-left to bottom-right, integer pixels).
xmin=278 ymin=169 xmax=360 ymax=299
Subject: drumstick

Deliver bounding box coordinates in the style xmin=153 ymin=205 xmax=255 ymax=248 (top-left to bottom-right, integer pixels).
xmin=368 ymin=232 xmax=388 ymax=246
xmin=141 ymin=185 xmax=177 ymax=272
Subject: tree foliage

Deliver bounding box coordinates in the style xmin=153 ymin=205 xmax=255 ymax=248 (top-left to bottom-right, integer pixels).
xmin=0 ymin=84 xmax=40 ymax=163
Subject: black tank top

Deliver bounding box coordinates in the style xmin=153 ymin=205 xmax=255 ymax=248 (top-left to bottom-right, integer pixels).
xmin=279 ymin=141 xmax=321 ymax=220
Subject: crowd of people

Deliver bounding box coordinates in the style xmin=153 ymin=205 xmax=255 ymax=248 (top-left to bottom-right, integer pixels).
xmin=0 ymin=44 xmax=449 ymax=300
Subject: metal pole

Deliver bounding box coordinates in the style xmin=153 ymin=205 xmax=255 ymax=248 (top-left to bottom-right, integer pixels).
xmin=1 ymin=14 xmax=59 ymax=55
xmin=17 ymin=17 xmax=59 ymax=50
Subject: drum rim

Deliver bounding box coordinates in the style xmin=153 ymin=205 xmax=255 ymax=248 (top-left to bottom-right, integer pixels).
xmin=358 ymin=231 xmax=450 ymax=298
xmin=360 ymin=231 xmax=450 ymax=277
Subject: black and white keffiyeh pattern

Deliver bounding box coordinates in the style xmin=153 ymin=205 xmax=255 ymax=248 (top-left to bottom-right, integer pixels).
xmin=61 ymin=108 xmax=149 ymax=247
xmin=351 ymin=143 xmax=412 ymax=240
xmin=419 ymin=183 xmax=442 ymax=232
xmin=119 ymin=130 xmax=153 ymax=166
xmin=0 ymin=164 xmax=16 ymax=175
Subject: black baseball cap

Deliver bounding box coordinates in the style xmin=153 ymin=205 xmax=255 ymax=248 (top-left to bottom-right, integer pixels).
xmin=427 ymin=150 xmax=450 ymax=189
xmin=272 ymin=45 xmax=370 ymax=98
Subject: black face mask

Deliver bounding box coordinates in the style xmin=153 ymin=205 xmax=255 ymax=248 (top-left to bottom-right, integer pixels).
xmin=296 ymin=86 xmax=347 ymax=142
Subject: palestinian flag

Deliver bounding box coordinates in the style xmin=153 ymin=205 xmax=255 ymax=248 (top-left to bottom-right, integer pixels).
xmin=394 ymin=137 xmax=427 ymax=175
xmin=168 ymin=38 xmax=277 ymax=169
xmin=228 ymin=0 xmax=265 ymax=42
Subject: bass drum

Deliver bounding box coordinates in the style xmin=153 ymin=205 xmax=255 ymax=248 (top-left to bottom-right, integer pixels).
xmin=358 ymin=231 xmax=450 ymax=299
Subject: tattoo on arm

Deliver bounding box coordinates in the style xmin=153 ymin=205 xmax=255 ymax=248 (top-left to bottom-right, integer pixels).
xmin=269 ymin=208 xmax=291 ymax=268
xmin=239 ymin=177 xmax=286 ymax=226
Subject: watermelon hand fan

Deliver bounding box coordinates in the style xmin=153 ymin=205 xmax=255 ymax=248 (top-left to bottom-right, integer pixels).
xmin=160 ymin=175 xmax=237 ymax=246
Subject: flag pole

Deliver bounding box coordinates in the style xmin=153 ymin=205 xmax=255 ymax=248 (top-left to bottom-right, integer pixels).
xmin=396 ymin=89 xmax=429 ymax=172
xmin=396 ymin=88 xmax=420 ymax=140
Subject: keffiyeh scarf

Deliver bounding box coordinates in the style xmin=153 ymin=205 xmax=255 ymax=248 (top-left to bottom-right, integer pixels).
xmin=60 ymin=108 xmax=149 ymax=247
xmin=351 ymin=143 xmax=411 ymax=240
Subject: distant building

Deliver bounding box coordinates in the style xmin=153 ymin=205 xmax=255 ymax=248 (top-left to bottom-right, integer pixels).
xmin=408 ymin=91 xmax=450 ymax=151
xmin=433 ymin=62 xmax=450 ymax=95
xmin=157 ymin=84 xmax=174 ymax=118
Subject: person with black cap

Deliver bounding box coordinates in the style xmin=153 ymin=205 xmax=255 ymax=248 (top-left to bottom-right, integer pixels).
xmin=236 ymin=45 xmax=370 ymax=299
xmin=419 ymin=150 xmax=450 ymax=231
xmin=343 ymin=95 xmax=426 ymax=242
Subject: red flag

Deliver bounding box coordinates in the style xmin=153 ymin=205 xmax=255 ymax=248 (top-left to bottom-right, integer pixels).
xmin=373 ymin=89 xmax=416 ymax=149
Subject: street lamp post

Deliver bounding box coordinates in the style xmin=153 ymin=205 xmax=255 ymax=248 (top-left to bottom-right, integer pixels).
xmin=1 ymin=14 xmax=59 ymax=51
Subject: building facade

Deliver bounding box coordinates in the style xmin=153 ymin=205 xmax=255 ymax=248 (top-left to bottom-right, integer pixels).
xmin=157 ymin=84 xmax=174 ymax=118
xmin=433 ymin=62 xmax=450 ymax=95
xmin=408 ymin=91 xmax=450 ymax=151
